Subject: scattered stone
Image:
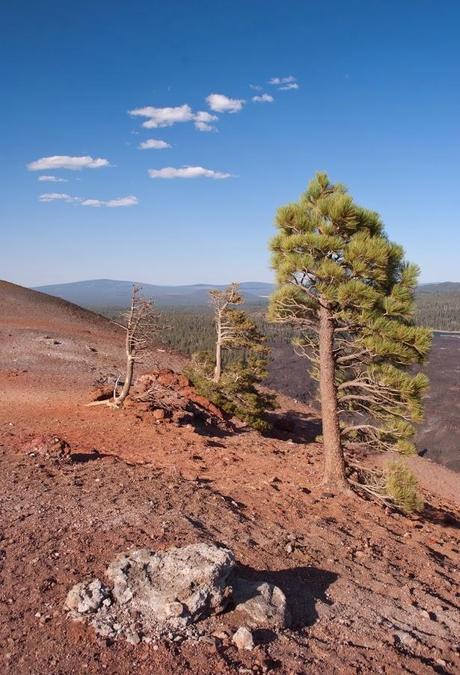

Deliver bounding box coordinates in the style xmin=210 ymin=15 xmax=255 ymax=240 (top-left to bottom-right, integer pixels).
xmin=232 ymin=626 xmax=254 ymax=651
xmin=24 ymin=435 xmax=71 ymax=461
xmin=64 ymin=578 xmax=111 ymax=615
xmin=132 ymin=369 xmax=231 ymax=430
xmin=420 ymin=609 xmax=437 ymax=621
xmin=232 ymin=578 xmax=290 ymax=629
xmin=394 ymin=630 xmax=417 ymax=649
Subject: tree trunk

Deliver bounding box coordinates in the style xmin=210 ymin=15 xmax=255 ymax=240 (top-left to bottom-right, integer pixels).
xmin=213 ymin=313 xmax=222 ymax=382
xmin=318 ymin=304 xmax=348 ymax=491
xmin=115 ymin=334 xmax=135 ymax=406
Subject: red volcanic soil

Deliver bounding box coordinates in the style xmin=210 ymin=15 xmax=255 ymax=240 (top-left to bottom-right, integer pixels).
xmin=0 ymin=280 xmax=459 ymax=674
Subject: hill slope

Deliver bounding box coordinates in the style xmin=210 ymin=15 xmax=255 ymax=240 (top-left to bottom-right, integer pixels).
xmin=0 ymin=280 xmax=459 ymax=674
xmin=0 ymin=280 xmax=118 ymax=333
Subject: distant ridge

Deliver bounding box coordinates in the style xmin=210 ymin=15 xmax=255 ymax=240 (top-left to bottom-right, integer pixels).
xmin=32 ymin=279 xmax=460 ymax=310
xmin=418 ymin=281 xmax=460 ymax=293
xmin=33 ymin=279 xmax=276 ymax=309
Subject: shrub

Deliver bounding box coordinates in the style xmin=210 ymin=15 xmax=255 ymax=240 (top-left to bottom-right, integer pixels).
xmin=384 ymin=461 xmax=424 ymax=513
xmin=186 ymin=351 xmax=276 ymax=432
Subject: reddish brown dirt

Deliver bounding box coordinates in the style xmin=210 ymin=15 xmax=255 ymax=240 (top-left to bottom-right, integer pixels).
xmin=0 ymin=281 xmax=459 ymax=674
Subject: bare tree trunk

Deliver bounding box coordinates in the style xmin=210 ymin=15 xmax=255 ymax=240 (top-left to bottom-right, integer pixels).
xmin=319 ymin=304 xmax=347 ymax=491
xmin=213 ymin=312 xmax=222 ymax=382
xmin=115 ymin=333 xmax=135 ymax=406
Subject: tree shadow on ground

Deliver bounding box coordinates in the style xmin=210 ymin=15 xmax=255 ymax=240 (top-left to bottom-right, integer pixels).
xmin=233 ymin=564 xmax=338 ymax=629
xmin=421 ymin=502 xmax=460 ymax=529
xmin=263 ymin=409 xmax=322 ymax=445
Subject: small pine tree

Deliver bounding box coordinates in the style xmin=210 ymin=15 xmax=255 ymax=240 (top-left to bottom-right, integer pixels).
xmin=209 ymin=282 xmax=243 ymax=382
xmin=385 ymin=461 xmax=424 ymax=513
xmin=187 ymin=284 xmax=276 ymax=430
xmin=269 ymin=172 xmax=432 ymax=491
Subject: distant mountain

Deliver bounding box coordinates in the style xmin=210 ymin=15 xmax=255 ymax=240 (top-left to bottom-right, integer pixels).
xmin=33 ymin=279 xmax=276 ymax=309
xmin=32 ymin=279 xmax=459 ymax=310
xmin=417 ymin=282 xmax=460 ymax=294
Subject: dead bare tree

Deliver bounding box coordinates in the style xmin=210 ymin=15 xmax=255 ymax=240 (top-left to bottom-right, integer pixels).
xmin=209 ymin=282 xmax=243 ymax=382
xmin=89 ymin=285 xmax=161 ymax=407
xmin=115 ymin=285 xmax=161 ymax=405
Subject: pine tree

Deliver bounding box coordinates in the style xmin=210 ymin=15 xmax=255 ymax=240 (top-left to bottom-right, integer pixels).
xmin=209 ymin=283 xmax=243 ymax=381
xmin=269 ymin=172 xmax=432 ymax=492
xmin=187 ymin=284 xmax=276 ymax=430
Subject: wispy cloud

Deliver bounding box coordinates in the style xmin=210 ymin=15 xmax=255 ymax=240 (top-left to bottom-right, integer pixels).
xmin=279 ymin=82 xmax=299 ymax=90
xmin=81 ymin=196 xmax=138 ymax=208
xmin=206 ymin=93 xmax=245 ymax=113
xmin=28 ymin=155 xmax=110 ymax=171
xmin=39 ymin=193 xmax=80 ymax=203
xmin=249 ymin=84 xmax=263 ymax=91
xmin=39 ymin=193 xmax=138 ymax=207
xmin=139 ymin=139 xmax=171 ymax=150
xmin=268 ymin=75 xmax=296 ymax=85
xmin=148 ymin=166 xmax=232 ymax=180
xmin=194 ymin=110 xmax=218 ymax=132
xmin=252 ymin=93 xmax=274 ymax=103
xmin=129 ymin=104 xmax=194 ymax=128
xmin=37 ymin=175 xmax=68 ymax=182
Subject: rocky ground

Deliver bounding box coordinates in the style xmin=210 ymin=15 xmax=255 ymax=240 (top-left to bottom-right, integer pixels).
xmin=0 ymin=281 xmax=459 ymax=674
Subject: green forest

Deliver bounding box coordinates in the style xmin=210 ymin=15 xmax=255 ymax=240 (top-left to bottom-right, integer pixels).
xmin=107 ymin=288 xmax=459 ymax=356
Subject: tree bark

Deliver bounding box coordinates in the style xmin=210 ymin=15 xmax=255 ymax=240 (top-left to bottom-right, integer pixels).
xmin=213 ymin=312 xmax=222 ymax=382
xmin=115 ymin=333 xmax=135 ymax=406
xmin=318 ymin=304 xmax=348 ymax=491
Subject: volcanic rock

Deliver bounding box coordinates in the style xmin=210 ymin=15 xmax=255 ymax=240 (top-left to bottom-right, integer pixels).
xmin=65 ymin=543 xmax=235 ymax=641
xmin=232 ymin=578 xmax=290 ymax=628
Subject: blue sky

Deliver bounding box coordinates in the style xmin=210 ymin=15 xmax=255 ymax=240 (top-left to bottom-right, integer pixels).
xmin=1 ymin=0 xmax=459 ymax=286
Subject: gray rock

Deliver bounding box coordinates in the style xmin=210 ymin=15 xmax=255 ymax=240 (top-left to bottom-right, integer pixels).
xmin=106 ymin=543 xmax=235 ymax=631
xmin=65 ymin=543 xmax=235 ymax=642
xmin=394 ymin=630 xmax=417 ymax=649
xmin=64 ymin=578 xmax=110 ymax=615
xmin=232 ymin=577 xmax=290 ymax=628
xmin=232 ymin=626 xmax=254 ymax=651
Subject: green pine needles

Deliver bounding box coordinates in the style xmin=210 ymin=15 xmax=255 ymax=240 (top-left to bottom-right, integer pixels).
xmin=186 ymin=284 xmax=276 ymax=431
xmin=269 ymin=171 xmax=432 ymax=492
xmin=385 ymin=461 xmax=424 ymax=514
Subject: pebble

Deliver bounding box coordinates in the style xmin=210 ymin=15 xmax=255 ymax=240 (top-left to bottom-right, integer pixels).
xmin=394 ymin=630 xmax=417 ymax=649
xmin=232 ymin=626 xmax=254 ymax=651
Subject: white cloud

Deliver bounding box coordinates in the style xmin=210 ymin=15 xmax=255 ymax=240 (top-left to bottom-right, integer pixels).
xmin=148 ymin=166 xmax=232 ymax=180
xmin=37 ymin=175 xmax=68 ymax=182
xmin=129 ymin=104 xmax=194 ymax=128
xmin=279 ymin=82 xmax=299 ymax=90
xmin=81 ymin=196 xmax=138 ymax=208
xmin=269 ymin=75 xmax=296 ymax=85
xmin=39 ymin=193 xmax=138 ymax=207
xmin=194 ymin=110 xmax=218 ymax=132
xmin=252 ymin=93 xmax=274 ymax=103
xmin=28 ymin=155 xmax=110 ymax=171
xmin=249 ymin=84 xmax=263 ymax=91
xmin=139 ymin=139 xmax=171 ymax=150
xmin=39 ymin=193 xmax=80 ymax=203
xmin=129 ymin=104 xmax=220 ymax=132
xmin=206 ymin=93 xmax=245 ymax=113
